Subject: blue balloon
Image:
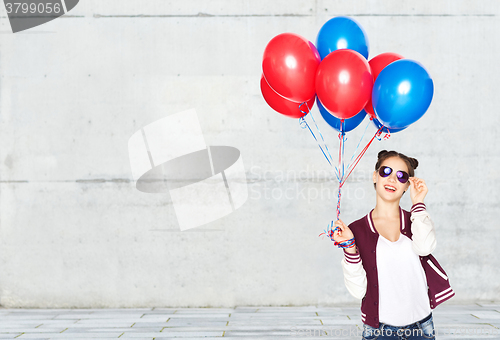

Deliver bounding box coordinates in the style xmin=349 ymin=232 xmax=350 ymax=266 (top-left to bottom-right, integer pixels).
xmin=372 ymin=117 xmax=407 ymax=134
xmin=372 ymin=59 xmax=434 ymax=129
xmin=317 ymin=97 xmax=366 ymax=132
xmin=316 ymin=16 xmax=369 ymax=60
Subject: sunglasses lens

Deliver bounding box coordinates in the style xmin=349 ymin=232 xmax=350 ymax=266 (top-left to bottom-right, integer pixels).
xmin=397 ymin=171 xmax=409 ymax=183
xmin=380 ymin=166 xmax=409 ymax=183
xmin=379 ymin=166 xmax=392 ymax=177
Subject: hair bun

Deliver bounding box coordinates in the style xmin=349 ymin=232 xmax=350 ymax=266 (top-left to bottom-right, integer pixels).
xmin=409 ymin=157 xmax=419 ymax=170
xmin=377 ymin=150 xmax=389 ymax=159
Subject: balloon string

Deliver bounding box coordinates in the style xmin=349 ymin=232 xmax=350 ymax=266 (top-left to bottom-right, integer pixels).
xmin=299 ymin=117 xmax=333 ymax=167
xmin=336 ymin=183 xmax=343 ymax=221
xmin=375 ymin=127 xmax=391 ymax=141
xmin=384 ymin=127 xmax=391 ymax=140
xmin=321 ymin=120 xmax=391 ymax=240
xmin=299 ymin=102 xmax=335 ymax=165
xmin=341 ymin=126 xmax=384 ymax=186
xmin=336 ymin=121 xmax=345 ymax=181
xmin=318 ymin=222 xmax=355 ymax=248
xmin=298 ymin=113 xmax=335 ymax=169
xmin=298 ymin=102 xmax=341 ymax=181
xmin=346 ymin=117 xmax=372 ymax=168
xmin=342 ymin=121 xmax=346 ymax=180
xmin=336 ymin=120 xmax=346 ymax=220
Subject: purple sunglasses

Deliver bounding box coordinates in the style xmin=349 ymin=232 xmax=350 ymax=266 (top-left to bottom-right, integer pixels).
xmin=378 ymin=166 xmax=409 ymax=184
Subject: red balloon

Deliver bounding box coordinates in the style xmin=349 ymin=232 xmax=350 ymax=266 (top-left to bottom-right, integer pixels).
xmin=262 ymin=33 xmax=321 ymax=103
xmin=364 ymin=52 xmax=404 ymax=119
xmin=260 ymin=74 xmax=315 ymax=118
xmin=315 ymin=49 xmax=373 ymax=119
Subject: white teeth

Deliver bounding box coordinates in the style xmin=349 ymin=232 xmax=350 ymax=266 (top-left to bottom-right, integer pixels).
xmin=384 ymin=186 xmax=396 ymax=191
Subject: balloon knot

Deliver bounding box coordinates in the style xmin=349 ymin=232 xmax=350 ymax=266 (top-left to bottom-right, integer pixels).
xmin=299 ymin=117 xmax=307 ymax=129
xmin=298 ymin=102 xmax=310 ymax=115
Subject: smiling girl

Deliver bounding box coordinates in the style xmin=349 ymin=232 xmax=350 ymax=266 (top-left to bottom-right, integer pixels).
xmin=333 ymin=150 xmax=454 ymax=340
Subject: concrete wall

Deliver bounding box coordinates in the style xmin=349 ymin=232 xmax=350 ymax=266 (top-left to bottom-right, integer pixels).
xmin=0 ymin=0 xmax=498 ymax=307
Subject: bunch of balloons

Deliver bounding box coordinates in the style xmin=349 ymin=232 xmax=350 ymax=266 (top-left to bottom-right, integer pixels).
xmin=261 ymin=17 xmax=434 ymax=221
xmin=261 ymin=16 xmax=434 ymax=132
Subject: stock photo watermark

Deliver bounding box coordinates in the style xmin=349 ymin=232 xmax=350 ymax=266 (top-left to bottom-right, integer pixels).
xmin=290 ymin=325 xmax=500 ymax=337
xmin=128 ymin=109 xmax=248 ymax=231
xmin=3 ymin=0 xmax=79 ymax=33
xmin=248 ymin=165 xmax=372 ymax=203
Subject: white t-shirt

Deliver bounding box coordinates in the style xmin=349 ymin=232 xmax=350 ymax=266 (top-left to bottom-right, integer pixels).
xmin=376 ymin=233 xmax=431 ymax=326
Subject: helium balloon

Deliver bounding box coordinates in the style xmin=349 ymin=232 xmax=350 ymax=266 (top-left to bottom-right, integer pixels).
xmin=262 ymin=33 xmax=321 ymax=103
xmin=317 ymin=98 xmax=367 ymax=132
xmin=372 ymin=59 xmax=434 ymax=129
xmin=261 ymin=75 xmax=314 ymax=118
xmin=364 ymin=52 xmax=404 ymax=119
xmin=316 ymin=16 xmax=369 ymax=60
xmin=315 ymin=49 xmax=373 ymax=120
xmin=372 ymin=117 xmax=407 ymax=134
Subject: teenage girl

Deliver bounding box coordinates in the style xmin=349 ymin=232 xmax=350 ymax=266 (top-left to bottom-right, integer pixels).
xmin=333 ymin=150 xmax=454 ymax=340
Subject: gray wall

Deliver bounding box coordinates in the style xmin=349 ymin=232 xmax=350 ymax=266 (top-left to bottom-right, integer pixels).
xmin=0 ymin=0 xmax=498 ymax=307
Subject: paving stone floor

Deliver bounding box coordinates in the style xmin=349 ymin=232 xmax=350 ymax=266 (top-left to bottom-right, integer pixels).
xmin=0 ymin=304 xmax=499 ymax=339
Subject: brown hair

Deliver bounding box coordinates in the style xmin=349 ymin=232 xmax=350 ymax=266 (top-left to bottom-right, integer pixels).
xmin=373 ymin=150 xmax=419 ymax=189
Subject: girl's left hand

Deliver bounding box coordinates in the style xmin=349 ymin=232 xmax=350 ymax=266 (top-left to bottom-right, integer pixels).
xmin=409 ymin=177 xmax=428 ymax=205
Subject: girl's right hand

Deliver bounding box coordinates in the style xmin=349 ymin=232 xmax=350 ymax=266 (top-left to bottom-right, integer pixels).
xmin=332 ymin=219 xmax=354 ymax=243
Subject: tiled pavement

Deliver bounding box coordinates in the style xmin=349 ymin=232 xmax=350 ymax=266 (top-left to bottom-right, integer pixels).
xmin=0 ymin=304 xmax=499 ymax=339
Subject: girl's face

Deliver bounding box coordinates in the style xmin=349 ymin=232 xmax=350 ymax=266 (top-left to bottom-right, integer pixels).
xmin=372 ymin=156 xmax=411 ymax=201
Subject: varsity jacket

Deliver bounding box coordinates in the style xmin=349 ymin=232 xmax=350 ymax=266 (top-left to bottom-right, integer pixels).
xmin=341 ymin=203 xmax=455 ymax=328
